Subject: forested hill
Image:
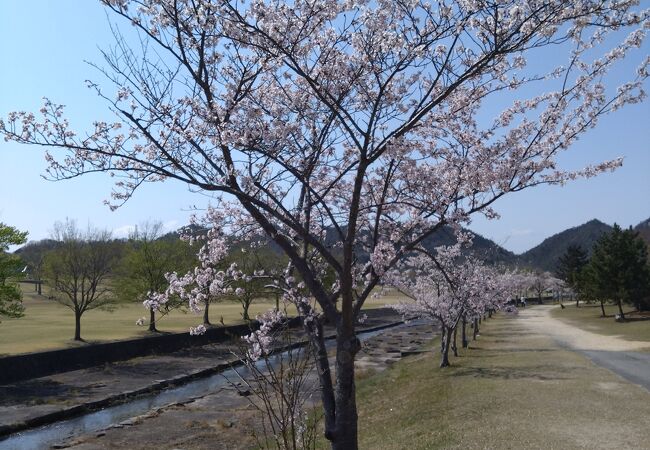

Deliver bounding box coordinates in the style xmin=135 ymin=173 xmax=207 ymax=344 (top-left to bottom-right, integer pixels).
xmin=418 ymin=226 xmax=518 ymax=267
xmin=517 ymin=219 xmax=613 ymax=272
xmin=635 ymin=217 xmax=650 ymax=247
xmin=16 ymin=218 xmax=648 ymax=274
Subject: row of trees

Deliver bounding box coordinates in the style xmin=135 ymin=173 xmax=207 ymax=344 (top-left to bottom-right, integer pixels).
xmin=3 ymin=219 xmax=287 ymax=341
xmin=556 ymin=224 xmax=650 ymax=319
xmin=388 ymin=244 xmax=515 ymax=367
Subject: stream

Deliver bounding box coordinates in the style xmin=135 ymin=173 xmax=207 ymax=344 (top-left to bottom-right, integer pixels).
xmin=0 ymin=323 xmax=404 ymax=450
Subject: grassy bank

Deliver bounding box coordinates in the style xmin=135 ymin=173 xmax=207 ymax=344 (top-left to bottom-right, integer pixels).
xmin=550 ymin=303 xmax=650 ymax=342
xmin=353 ymin=313 xmax=649 ymax=449
xmin=0 ymin=284 xmax=407 ymax=355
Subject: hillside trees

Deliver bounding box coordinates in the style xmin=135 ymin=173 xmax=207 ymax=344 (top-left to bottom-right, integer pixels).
xmin=2 ymin=1 xmax=649 ymax=447
xmin=584 ymin=224 xmax=650 ymax=318
xmin=0 ymin=223 xmax=28 ymax=320
xmin=45 ymin=220 xmax=118 ymax=341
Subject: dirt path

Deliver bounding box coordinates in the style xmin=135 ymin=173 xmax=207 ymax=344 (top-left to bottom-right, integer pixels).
xmin=519 ymin=305 xmax=650 ymax=390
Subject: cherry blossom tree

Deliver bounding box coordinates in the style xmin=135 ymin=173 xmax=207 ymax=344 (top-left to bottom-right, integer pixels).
xmin=390 ymin=244 xmax=507 ymax=367
xmin=1 ymin=1 xmax=648 ymax=447
xmin=145 ymin=211 xmax=244 ymax=333
xmin=528 ymin=270 xmax=556 ymax=304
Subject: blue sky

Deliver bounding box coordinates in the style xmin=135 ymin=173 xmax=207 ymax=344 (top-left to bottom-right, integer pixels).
xmin=1 ymin=1 xmax=648 ymax=254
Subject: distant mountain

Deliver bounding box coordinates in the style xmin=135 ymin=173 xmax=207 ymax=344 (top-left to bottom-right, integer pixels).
xmin=159 ymin=219 xmax=645 ymax=270
xmin=159 ymin=223 xmax=208 ymax=242
xmin=18 ymin=217 xmax=640 ymax=274
xmin=206 ymin=224 xmax=518 ymax=267
xmin=518 ymin=219 xmax=613 ymax=272
xmin=634 ymin=217 xmax=650 ymax=247
xmin=419 ymin=226 xmax=518 ymax=267
xmin=13 ymin=239 xmax=60 ymax=259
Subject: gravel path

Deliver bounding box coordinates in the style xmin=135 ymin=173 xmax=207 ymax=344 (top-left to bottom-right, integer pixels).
xmin=518 ymin=305 xmax=650 ymax=390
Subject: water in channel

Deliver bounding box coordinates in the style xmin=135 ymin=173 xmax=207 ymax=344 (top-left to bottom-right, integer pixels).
xmin=0 ymin=324 xmax=401 ymax=450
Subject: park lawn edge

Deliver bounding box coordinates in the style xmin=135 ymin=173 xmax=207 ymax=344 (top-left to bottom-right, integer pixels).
xmin=549 ymin=303 xmax=650 ymax=343
xmin=341 ymin=313 xmax=649 ymax=450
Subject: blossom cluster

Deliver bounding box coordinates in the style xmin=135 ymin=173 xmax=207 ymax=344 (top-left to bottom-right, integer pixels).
xmin=243 ymin=309 xmax=287 ymax=361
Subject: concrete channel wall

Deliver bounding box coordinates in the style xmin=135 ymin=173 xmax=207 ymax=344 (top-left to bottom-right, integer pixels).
xmin=0 ymin=320 xmax=293 ymax=385
xmin=0 ymin=309 xmax=395 ymax=384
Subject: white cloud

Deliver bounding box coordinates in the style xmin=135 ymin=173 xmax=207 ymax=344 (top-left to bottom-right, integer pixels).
xmin=112 ymin=224 xmax=136 ymax=238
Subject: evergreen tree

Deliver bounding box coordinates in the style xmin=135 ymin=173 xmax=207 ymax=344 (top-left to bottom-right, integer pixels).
xmin=0 ymin=223 xmax=28 ymax=320
xmin=585 ymin=224 xmax=650 ymax=319
xmin=556 ymin=244 xmax=588 ymax=307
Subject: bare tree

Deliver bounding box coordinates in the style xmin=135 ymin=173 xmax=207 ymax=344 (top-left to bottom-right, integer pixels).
xmin=45 ymin=219 xmax=117 ymax=341
xmin=232 ymin=310 xmax=321 ymax=450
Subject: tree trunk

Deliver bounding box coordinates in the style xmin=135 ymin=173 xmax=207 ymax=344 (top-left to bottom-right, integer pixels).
xmin=462 ymin=317 xmax=468 ymax=348
xmin=473 ymin=318 xmax=479 ymax=340
xmin=440 ymin=327 xmax=452 ymax=367
xmin=242 ymin=299 xmax=250 ymax=321
xmin=149 ymin=307 xmax=158 ymax=332
xmin=37 ymin=281 xmax=42 ymax=296
xmin=74 ymin=311 xmax=82 ymax=341
xmin=439 ymin=320 xmax=445 ymax=354
xmin=488 ymin=309 xmax=492 ymax=318
xmin=203 ymin=300 xmax=211 ymax=326
xmin=332 ymin=326 xmax=360 ymax=450
xmin=617 ymin=299 xmax=626 ymax=320
xmin=305 ymin=316 xmax=336 ymax=442
xmin=576 ymin=293 xmax=579 ymax=308
xmin=600 ymin=299 xmax=606 ymax=317
xmin=452 ymin=325 xmax=458 ymax=357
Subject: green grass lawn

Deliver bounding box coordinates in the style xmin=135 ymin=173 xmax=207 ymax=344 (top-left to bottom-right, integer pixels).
xmin=350 ymin=313 xmax=650 ymax=449
xmin=550 ymin=303 xmax=650 ymax=342
xmin=0 ymin=283 xmax=409 ymax=355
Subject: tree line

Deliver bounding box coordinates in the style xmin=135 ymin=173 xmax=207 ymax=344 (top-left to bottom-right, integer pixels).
xmin=0 ymin=219 xmax=288 ymax=341
xmin=556 ymin=224 xmax=650 ymax=319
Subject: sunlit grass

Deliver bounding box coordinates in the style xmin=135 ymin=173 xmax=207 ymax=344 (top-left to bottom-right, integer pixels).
xmin=348 ymin=314 xmax=650 ymax=449
xmin=550 ymin=303 xmax=650 ymax=342
xmin=0 ymin=283 xmax=410 ymax=355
